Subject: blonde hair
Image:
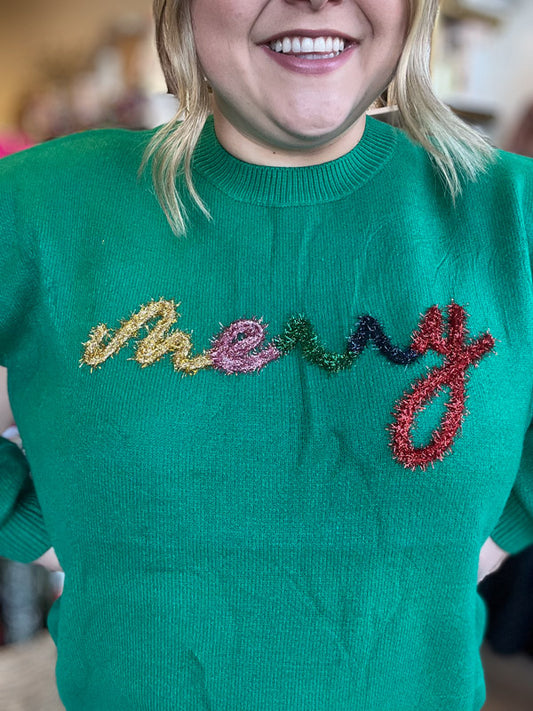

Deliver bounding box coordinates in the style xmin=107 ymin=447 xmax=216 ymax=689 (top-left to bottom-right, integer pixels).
xmin=144 ymin=0 xmax=494 ymax=235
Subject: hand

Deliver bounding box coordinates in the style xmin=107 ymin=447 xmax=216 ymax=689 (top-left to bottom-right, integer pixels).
xmin=477 ymin=537 xmax=509 ymax=583
xmin=33 ymin=547 xmax=63 ymax=572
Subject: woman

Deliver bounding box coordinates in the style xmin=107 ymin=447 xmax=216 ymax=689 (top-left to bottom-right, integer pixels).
xmin=0 ymin=0 xmax=531 ymax=709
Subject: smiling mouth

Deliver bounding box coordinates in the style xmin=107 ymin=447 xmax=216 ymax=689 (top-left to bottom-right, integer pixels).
xmin=267 ymin=36 xmax=353 ymax=60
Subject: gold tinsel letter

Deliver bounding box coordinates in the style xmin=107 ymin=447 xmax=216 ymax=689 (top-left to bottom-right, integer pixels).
xmin=81 ymin=299 xmax=212 ymax=375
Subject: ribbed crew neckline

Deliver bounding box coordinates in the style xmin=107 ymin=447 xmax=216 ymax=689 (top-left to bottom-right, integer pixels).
xmin=192 ymin=115 xmax=397 ymax=207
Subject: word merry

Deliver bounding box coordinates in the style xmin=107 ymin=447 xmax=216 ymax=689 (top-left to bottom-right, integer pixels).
xmin=81 ymin=299 xmax=495 ymax=470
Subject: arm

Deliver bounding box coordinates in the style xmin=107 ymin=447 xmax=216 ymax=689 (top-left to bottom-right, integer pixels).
xmin=479 ymin=413 xmax=533 ymax=581
xmin=490 ymin=420 xmax=533 ymax=555
xmin=0 ymin=366 xmax=14 ymax=432
xmin=0 ymin=367 xmax=59 ymax=569
xmin=0 ymin=151 xmax=54 ymax=563
xmin=477 ymin=413 xmax=533 ymax=582
xmin=0 ymin=368 xmax=51 ymax=562
xmin=478 ymin=155 xmax=533 ymax=580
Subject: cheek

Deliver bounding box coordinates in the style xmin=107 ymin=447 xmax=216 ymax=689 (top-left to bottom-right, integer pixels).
xmin=192 ymin=0 xmax=253 ymax=40
xmin=370 ymin=0 xmax=411 ymax=42
xmin=368 ymin=10 xmax=410 ymax=73
xmin=191 ymin=1 xmax=230 ymax=57
xmin=192 ymin=2 xmax=250 ymax=78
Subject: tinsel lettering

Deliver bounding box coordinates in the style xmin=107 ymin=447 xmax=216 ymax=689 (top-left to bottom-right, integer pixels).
xmin=210 ymin=319 xmax=281 ymax=374
xmin=81 ymin=299 xmax=212 ymax=375
xmin=81 ymin=300 xmax=495 ymax=469
xmin=390 ymin=303 xmax=495 ymax=469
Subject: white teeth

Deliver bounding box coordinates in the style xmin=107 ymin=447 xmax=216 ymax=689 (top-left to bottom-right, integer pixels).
xmin=268 ymin=35 xmax=348 ymax=56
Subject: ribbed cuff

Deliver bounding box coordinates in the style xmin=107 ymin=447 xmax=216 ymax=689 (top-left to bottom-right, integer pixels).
xmin=491 ymin=489 xmax=533 ymax=554
xmin=0 ymin=481 xmax=51 ymax=562
xmin=0 ymin=437 xmax=50 ymax=563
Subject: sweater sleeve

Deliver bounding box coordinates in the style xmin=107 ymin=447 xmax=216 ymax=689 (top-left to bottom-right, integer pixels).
xmin=0 ymin=436 xmax=50 ymax=562
xmin=492 ymin=421 xmax=533 ymax=554
xmin=0 ymin=153 xmax=51 ymax=563
xmin=491 ymin=152 xmax=533 ymax=555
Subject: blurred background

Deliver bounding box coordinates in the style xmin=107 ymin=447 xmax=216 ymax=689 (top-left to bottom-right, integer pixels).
xmin=0 ymin=0 xmax=532 ymax=709
xmin=0 ymin=0 xmax=532 ymax=149
xmin=0 ymin=0 xmax=175 ymax=153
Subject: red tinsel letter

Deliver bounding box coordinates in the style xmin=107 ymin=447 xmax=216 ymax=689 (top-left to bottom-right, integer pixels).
xmin=391 ymin=303 xmax=495 ymax=470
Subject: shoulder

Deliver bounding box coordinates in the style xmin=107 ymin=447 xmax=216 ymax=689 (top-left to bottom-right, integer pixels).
xmin=0 ymin=127 xmax=156 ymax=195
xmin=460 ymin=149 xmax=533 ymax=227
xmin=383 ymin=119 xmax=533 ymax=211
xmin=375 ymin=115 xmax=533 ymax=183
xmin=485 ymin=149 xmax=533 ymax=201
xmin=0 ymin=128 xmax=159 ymax=246
xmin=490 ymin=147 xmax=533 ymax=177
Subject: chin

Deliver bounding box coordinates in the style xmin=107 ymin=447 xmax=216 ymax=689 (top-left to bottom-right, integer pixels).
xmin=272 ymin=99 xmax=362 ymax=138
xmin=276 ymin=115 xmax=358 ymax=147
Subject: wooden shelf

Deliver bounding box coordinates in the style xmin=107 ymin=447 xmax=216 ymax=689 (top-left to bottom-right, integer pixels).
xmin=367 ymin=105 xmax=401 ymax=127
xmin=449 ymin=104 xmax=497 ymax=125
xmin=440 ymin=0 xmax=503 ymax=26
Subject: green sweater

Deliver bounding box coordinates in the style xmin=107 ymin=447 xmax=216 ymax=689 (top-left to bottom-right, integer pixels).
xmin=1 ymin=115 xmax=533 ymax=710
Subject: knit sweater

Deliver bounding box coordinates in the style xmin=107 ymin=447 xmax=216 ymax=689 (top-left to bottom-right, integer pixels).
xmin=0 ymin=115 xmax=532 ymax=711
